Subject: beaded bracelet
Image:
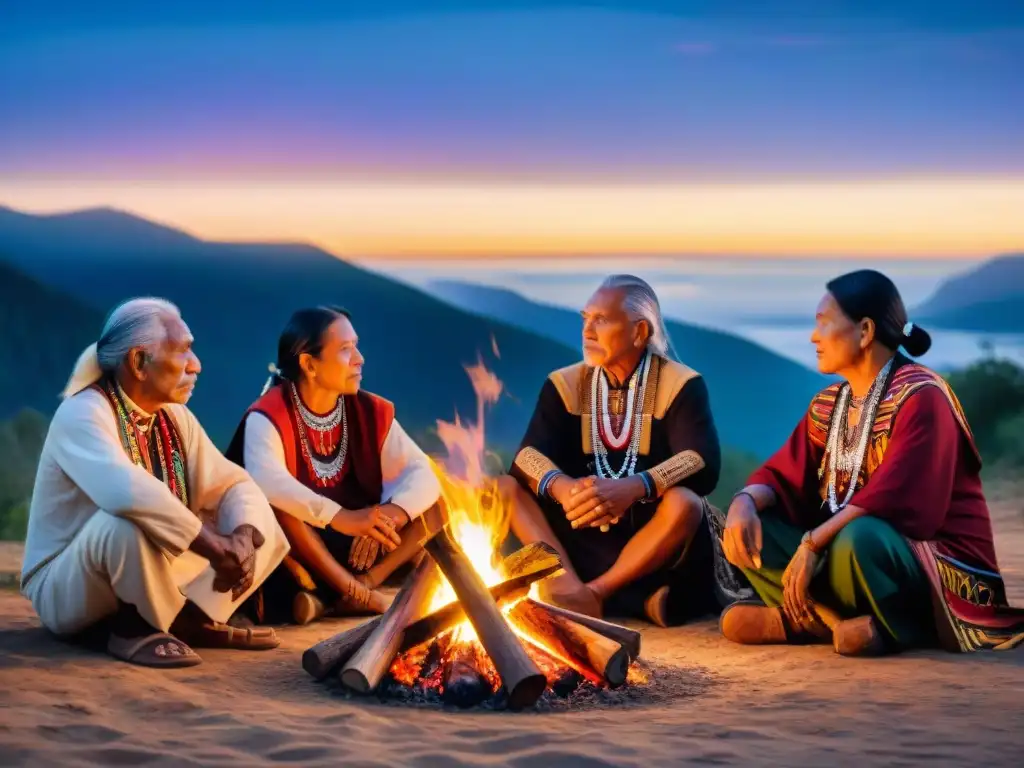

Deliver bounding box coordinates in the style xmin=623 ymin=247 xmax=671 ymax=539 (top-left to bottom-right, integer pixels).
xmin=538 ymin=469 xmax=562 ymax=498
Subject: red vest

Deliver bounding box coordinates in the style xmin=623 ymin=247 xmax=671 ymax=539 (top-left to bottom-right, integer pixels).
xmin=227 ymin=384 xmax=395 ymax=510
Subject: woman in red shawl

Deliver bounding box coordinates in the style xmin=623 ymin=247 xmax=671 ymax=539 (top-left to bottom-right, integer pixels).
xmin=720 ymin=270 xmax=1024 ymax=656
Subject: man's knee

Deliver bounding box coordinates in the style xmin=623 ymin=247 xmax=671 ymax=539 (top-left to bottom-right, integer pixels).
xmin=830 ymin=517 xmax=897 ymax=564
xmin=656 ymin=487 xmax=704 ymax=534
xmin=83 ymin=511 xmax=150 ymax=560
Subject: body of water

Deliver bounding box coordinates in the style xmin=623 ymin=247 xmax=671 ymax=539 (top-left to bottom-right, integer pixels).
xmin=734 ymin=324 xmax=1024 ymax=373
xmin=365 ymin=255 xmax=1014 ymax=372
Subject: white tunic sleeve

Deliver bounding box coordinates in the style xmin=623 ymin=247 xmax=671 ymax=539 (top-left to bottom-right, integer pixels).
xmin=46 ymin=392 xmax=204 ymax=557
xmin=242 ymin=412 xmax=341 ymax=528
xmin=380 ymin=419 xmax=441 ymax=520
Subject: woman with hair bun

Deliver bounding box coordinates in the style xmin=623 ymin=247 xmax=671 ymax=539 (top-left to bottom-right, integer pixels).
xmin=720 ymin=270 xmax=1024 ymax=656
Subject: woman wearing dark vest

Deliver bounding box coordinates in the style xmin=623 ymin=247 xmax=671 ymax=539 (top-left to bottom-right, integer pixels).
xmin=227 ymin=306 xmax=441 ymax=624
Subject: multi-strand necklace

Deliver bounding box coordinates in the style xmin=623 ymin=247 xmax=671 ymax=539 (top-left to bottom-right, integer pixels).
xmin=824 ymin=358 xmax=893 ymax=513
xmin=101 ymin=379 xmax=189 ymax=506
xmin=289 ymin=382 xmax=348 ymax=487
xmin=591 ymin=350 xmax=652 ymax=479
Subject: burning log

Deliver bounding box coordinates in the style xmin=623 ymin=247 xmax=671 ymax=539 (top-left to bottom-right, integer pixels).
xmin=441 ymin=641 xmax=492 ymax=708
xmin=339 ymin=557 xmax=439 ymax=694
xmin=529 ymin=600 xmax=642 ymax=661
xmin=425 ymin=529 xmax=548 ymax=710
xmin=360 ymin=503 xmax=446 ymax=589
xmin=302 ymin=541 xmax=561 ymax=680
xmin=508 ymin=599 xmax=630 ymax=688
xmin=400 ymin=541 xmax=561 ymax=650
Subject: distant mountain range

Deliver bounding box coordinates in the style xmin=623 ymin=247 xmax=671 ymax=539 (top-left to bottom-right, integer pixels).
xmin=430 ymin=280 xmax=826 ymax=456
xmin=914 ymin=254 xmax=1024 ymax=333
xmin=0 ymin=206 xmax=578 ymax=454
xmin=0 ymin=205 xmax=825 ymax=458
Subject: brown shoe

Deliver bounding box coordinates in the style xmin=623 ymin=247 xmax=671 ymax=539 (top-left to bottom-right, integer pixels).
xmin=720 ymin=602 xmax=788 ymax=644
xmin=833 ymin=616 xmax=887 ymax=657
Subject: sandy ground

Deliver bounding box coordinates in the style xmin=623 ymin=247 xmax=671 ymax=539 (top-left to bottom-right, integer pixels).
xmin=1 ymin=494 xmax=1022 ymax=767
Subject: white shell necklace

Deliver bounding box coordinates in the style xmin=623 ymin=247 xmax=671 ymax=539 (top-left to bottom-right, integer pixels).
xmin=825 ymin=357 xmax=893 ymax=514
xmin=591 ymin=350 xmax=652 ymax=479
xmin=289 ymin=382 xmax=348 ymax=485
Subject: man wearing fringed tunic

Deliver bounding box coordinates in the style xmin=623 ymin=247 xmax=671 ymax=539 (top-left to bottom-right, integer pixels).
xmin=227 ymin=306 xmax=441 ymax=625
xmin=721 ymin=270 xmax=1024 ymax=655
xmin=21 ymin=299 xmax=288 ymax=668
xmin=501 ymin=275 xmax=751 ymax=625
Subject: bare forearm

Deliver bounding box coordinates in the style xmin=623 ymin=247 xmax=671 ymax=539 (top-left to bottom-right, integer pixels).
xmin=736 ymin=484 xmax=777 ymax=512
xmin=809 ymin=504 xmax=869 ymax=550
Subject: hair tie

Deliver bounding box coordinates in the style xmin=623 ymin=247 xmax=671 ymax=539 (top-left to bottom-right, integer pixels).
xmin=902 ymin=321 xmax=914 ymax=338
xmin=261 ymin=362 xmax=283 ymax=395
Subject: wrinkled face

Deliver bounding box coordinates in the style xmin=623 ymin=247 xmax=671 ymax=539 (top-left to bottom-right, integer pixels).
xmin=810 ymin=293 xmax=870 ymax=374
xmin=581 ymin=287 xmax=644 ymax=368
xmin=131 ymin=315 xmax=201 ymax=405
xmin=301 ymin=316 xmax=364 ymax=395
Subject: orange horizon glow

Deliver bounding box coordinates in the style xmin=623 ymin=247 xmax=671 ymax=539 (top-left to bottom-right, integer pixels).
xmin=2 ymin=176 xmax=1022 ymax=259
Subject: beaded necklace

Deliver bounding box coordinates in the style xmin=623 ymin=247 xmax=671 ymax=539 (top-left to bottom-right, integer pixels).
xmin=100 ymin=379 xmax=189 ymax=506
xmin=824 ymin=357 xmax=893 ymax=514
xmin=591 ymin=350 xmax=652 ymax=479
xmin=288 ymin=382 xmax=348 ymax=487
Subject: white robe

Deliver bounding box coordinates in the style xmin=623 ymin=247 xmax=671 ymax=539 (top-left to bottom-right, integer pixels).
xmin=21 ymin=388 xmax=289 ymax=634
xmin=241 ymin=411 xmax=441 ymax=527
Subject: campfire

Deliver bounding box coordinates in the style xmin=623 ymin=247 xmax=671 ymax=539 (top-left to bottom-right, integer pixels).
xmin=301 ymin=357 xmax=645 ymax=710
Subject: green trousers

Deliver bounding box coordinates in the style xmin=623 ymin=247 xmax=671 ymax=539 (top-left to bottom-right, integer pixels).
xmin=743 ymin=514 xmax=935 ymax=648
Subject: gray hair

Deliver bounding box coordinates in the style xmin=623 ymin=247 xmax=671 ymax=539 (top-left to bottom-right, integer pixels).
xmin=96 ymin=297 xmax=181 ymax=374
xmin=598 ymin=274 xmax=676 ymax=359
xmin=62 ymin=297 xmax=181 ymax=398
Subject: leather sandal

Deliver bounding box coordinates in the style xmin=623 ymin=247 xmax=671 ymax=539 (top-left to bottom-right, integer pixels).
xmin=179 ymin=621 xmax=280 ymax=650
xmin=107 ymin=632 xmax=202 ymax=668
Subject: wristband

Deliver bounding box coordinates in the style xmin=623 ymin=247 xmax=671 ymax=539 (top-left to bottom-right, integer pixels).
xmin=538 ymin=469 xmax=562 ymax=498
xmin=731 ymin=490 xmax=757 ymax=510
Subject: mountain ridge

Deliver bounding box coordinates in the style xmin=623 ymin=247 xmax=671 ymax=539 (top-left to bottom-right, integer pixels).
xmin=914 ymin=253 xmax=1024 ymax=332
xmin=0 ymin=206 xmax=580 ymax=453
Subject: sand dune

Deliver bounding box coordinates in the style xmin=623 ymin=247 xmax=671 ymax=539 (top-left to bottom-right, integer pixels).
xmin=1 ymin=493 xmax=1022 ymax=766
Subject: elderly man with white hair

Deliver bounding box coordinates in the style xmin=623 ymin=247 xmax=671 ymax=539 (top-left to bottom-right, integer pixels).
xmin=500 ymin=275 xmax=751 ymax=625
xmin=20 ymin=298 xmax=289 ymax=667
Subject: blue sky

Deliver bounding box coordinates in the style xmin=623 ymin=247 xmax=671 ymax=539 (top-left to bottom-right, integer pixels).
xmin=1 ymin=2 xmax=1021 ymax=258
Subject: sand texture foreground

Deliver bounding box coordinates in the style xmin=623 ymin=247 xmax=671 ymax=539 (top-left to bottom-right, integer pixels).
xmin=1 ymin=494 xmax=1022 ymax=767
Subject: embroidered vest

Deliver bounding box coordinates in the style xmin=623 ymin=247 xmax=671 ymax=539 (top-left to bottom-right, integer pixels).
xmin=226 ymin=384 xmax=394 ymax=511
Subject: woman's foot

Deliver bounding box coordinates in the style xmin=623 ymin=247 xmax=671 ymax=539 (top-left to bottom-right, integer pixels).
xmin=833 ymin=616 xmax=887 ymax=657
xmin=293 ymin=591 xmax=327 ymax=625
xmin=643 ymin=585 xmax=672 ymax=628
xmin=536 ymin=573 xmax=603 ymax=618
xmin=720 ymin=602 xmax=789 ymax=644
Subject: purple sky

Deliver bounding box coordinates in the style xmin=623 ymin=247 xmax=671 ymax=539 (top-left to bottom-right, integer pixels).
xmin=2 ymin=2 xmax=1023 ymax=182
